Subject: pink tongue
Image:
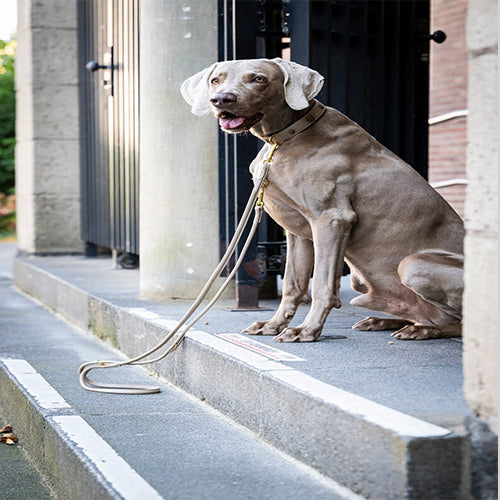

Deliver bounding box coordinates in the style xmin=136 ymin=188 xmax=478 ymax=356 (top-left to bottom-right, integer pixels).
xmin=220 ymin=116 xmax=246 ymax=129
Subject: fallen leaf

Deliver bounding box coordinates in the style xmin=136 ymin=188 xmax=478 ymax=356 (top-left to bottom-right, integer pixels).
xmin=0 ymin=435 xmax=18 ymax=444
xmin=0 ymin=425 xmax=12 ymax=433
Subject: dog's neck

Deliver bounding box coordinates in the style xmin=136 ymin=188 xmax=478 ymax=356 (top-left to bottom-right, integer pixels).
xmin=250 ymin=100 xmax=326 ymax=145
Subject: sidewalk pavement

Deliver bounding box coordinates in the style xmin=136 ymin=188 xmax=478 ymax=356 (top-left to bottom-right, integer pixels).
xmin=0 ymin=242 xmax=477 ymax=499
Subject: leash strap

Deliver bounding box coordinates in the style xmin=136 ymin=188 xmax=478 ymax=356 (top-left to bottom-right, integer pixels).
xmin=79 ymin=144 xmax=278 ymax=394
xmin=79 ymin=101 xmax=327 ymax=394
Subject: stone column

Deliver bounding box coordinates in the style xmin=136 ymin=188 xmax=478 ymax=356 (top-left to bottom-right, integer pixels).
xmin=15 ymin=0 xmax=82 ymax=253
xmin=139 ymin=0 xmax=227 ymax=299
xmin=463 ymin=0 xmax=498 ymax=434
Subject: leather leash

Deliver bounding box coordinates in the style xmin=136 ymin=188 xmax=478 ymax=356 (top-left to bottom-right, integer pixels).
xmin=79 ymin=101 xmax=326 ymax=395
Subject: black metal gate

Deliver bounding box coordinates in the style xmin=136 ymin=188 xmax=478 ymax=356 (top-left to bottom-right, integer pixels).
xmin=218 ymin=0 xmax=432 ymax=306
xmin=78 ymin=0 xmax=140 ymax=267
xmin=287 ymin=0 xmax=430 ymax=177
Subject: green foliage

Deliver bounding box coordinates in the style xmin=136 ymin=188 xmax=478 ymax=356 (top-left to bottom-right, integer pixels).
xmin=0 ymin=192 xmax=15 ymax=238
xmin=0 ymin=38 xmax=16 ymax=195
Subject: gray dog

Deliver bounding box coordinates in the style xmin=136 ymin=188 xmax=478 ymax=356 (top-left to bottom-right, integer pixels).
xmin=181 ymin=58 xmax=464 ymax=342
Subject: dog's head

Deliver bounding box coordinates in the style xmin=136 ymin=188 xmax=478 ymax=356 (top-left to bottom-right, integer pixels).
xmin=180 ymin=58 xmax=324 ymax=134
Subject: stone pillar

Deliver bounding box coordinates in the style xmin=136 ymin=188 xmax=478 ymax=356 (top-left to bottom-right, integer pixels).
xmin=139 ymin=0 xmax=226 ymax=299
xmin=463 ymin=0 xmax=498 ymax=434
xmin=15 ymin=0 xmax=82 ymax=254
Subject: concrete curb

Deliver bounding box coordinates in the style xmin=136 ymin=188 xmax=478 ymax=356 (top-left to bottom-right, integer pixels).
xmin=14 ymin=256 xmax=470 ymax=499
xmin=0 ymin=359 xmax=149 ymax=500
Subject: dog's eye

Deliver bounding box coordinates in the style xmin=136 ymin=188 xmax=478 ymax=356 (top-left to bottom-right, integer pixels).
xmin=252 ymin=75 xmax=266 ymax=83
xmin=210 ymin=77 xmax=220 ymax=85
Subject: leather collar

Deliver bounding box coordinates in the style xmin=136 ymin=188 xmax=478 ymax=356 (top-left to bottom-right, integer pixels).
xmin=252 ymin=100 xmax=327 ymax=145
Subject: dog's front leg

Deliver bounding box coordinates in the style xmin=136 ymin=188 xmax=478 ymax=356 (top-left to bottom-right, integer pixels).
xmin=275 ymin=208 xmax=356 ymax=342
xmin=243 ymin=233 xmax=313 ymax=336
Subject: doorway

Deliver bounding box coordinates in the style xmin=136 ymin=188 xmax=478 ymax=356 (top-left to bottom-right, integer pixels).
xmin=78 ymin=0 xmax=140 ymax=268
xmin=218 ymin=0 xmax=433 ymax=306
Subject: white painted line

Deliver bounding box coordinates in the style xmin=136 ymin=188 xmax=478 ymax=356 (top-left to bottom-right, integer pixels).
xmin=125 ymin=315 xmax=292 ymax=371
xmin=215 ymin=333 xmax=306 ymax=361
xmin=116 ymin=311 xmax=451 ymax=440
xmin=270 ymin=370 xmax=451 ymax=438
xmin=126 ymin=307 xmax=162 ymax=321
xmin=1 ymin=358 xmax=71 ymax=410
xmin=53 ymin=415 xmax=164 ymax=500
xmin=152 ymin=318 xmax=179 ymax=330
xmin=187 ymin=329 xmax=293 ymax=372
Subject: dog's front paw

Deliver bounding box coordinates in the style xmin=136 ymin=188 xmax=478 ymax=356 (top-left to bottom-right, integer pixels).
xmin=243 ymin=321 xmax=282 ymax=336
xmin=274 ymin=326 xmax=320 ymax=343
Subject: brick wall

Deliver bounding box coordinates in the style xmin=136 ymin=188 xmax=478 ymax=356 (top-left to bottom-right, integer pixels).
xmin=429 ymin=0 xmax=468 ymax=217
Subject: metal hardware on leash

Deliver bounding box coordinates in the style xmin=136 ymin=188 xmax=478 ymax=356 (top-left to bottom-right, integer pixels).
xmin=256 ymin=179 xmax=269 ymax=210
xmin=79 ymin=142 xmax=280 ymax=395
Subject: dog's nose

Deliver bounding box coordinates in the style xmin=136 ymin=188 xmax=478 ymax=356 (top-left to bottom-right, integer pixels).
xmin=210 ymin=92 xmax=237 ymax=107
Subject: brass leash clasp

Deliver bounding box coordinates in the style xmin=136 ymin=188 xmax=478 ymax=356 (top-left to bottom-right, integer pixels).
xmin=255 ymin=141 xmax=280 ymax=211
xmin=256 ymin=179 xmax=269 ymax=210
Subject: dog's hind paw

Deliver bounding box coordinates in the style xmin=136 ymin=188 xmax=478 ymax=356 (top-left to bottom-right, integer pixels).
xmin=391 ymin=323 xmax=462 ymax=340
xmin=352 ymin=317 xmax=412 ymax=331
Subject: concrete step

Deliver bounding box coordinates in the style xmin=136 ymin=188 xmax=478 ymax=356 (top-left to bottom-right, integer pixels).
xmin=11 ymin=251 xmax=472 ymax=499
xmin=0 ymin=272 xmax=356 ymax=500
xmin=0 ymin=412 xmax=55 ymax=500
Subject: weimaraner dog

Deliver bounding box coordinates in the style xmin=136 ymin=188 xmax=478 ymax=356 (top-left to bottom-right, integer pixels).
xmin=181 ymin=57 xmax=464 ymax=342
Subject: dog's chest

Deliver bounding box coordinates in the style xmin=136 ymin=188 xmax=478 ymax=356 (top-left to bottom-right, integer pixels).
xmin=263 ymin=186 xmax=312 ymax=239
xmin=250 ymin=141 xmax=349 ymax=238
xmin=254 ymin=161 xmax=315 ymax=239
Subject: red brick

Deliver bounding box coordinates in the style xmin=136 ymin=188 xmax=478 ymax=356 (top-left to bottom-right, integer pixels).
xmin=428 ymin=0 xmax=468 ymax=217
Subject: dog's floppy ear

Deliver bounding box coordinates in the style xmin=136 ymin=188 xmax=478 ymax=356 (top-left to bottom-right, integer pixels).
xmin=271 ymin=58 xmax=324 ymax=110
xmin=180 ymin=63 xmax=217 ymax=116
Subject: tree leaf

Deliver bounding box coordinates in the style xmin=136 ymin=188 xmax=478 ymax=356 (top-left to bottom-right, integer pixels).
xmin=0 ymin=435 xmax=17 ymax=444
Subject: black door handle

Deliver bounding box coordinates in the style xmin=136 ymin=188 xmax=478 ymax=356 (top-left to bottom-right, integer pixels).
xmin=85 ymin=60 xmax=110 ymax=72
xmin=422 ymin=30 xmax=447 ymax=44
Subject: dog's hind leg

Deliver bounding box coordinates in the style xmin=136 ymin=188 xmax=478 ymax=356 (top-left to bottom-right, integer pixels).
xmin=350 ymin=289 xmax=415 ymax=331
xmin=349 ymin=269 xmax=413 ymax=331
xmin=397 ymin=250 xmax=463 ymax=322
xmin=350 ymin=270 xmax=369 ymax=294
xmin=391 ymin=250 xmax=463 ymax=339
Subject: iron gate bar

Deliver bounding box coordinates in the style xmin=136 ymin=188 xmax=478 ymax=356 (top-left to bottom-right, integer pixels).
xmin=78 ymin=0 xmax=112 ymax=251
xmin=111 ymin=0 xmax=140 ymax=255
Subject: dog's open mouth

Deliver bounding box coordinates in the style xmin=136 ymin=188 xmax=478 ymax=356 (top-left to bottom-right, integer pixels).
xmin=217 ymin=112 xmax=264 ymax=131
